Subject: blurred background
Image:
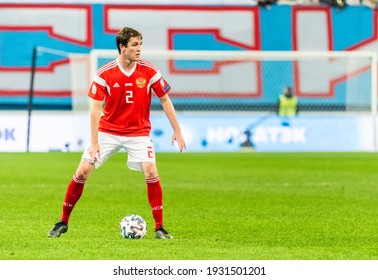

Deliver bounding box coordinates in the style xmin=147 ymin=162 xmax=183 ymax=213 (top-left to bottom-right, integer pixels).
xmin=1 ymin=0 xmax=378 ymax=152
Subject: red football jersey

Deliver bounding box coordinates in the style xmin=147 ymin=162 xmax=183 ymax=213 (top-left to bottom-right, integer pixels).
xmin=88 ymin=58 xmax=171 ymax=136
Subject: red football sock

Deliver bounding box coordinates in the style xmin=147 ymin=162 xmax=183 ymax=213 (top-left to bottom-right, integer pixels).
xmin=60 ymin=175 xmax=85 ymax=224
xmin=146 ymin=177 xmax=163 ymax=230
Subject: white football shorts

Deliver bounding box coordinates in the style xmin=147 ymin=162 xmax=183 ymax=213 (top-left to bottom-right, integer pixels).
xmin=81 ymin=131 xmax=156 ymax=171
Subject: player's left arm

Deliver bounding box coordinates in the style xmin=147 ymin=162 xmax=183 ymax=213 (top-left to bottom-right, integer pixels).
xmin=159 ymin=94 xmax=186 ymax=152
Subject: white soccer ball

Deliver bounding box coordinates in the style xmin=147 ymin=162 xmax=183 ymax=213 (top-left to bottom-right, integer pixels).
xmin=119 ymin=214 xmax=147 ymax=239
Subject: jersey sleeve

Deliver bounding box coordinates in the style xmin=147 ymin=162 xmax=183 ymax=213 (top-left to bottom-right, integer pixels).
xmin=87 ymin=81 xmax=107 ymax=101
xmin=151 ymin=73 xmax=171 ymax=97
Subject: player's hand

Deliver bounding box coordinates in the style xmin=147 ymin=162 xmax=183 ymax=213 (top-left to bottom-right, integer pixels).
xmin=172 ymin=132 xmax=186 ymax=153
xmin=88 ymin=143 xmax=101 ymax=163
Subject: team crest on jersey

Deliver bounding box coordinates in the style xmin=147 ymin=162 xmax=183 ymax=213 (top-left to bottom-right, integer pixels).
xmin=136 ymin=77 xmax=146 ymax=88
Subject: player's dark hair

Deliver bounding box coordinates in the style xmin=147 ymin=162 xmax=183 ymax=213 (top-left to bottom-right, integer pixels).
xmin=116 ymin=27 xmax=143 ymax=54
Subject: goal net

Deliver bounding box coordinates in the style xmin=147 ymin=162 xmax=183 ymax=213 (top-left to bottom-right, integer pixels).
xmin=83 ymin=50 xmax=377 ymax=115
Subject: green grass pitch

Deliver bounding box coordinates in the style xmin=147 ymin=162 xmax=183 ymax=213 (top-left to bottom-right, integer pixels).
xmin=1 ymin=152 xmax=378 ymax=260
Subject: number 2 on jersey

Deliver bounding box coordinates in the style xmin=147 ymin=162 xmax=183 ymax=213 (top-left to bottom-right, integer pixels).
xmin=125 ymin=90 xmax=133 ymax=103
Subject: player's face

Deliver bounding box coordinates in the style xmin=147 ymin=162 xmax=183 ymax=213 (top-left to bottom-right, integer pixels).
xmin=121 ymin=36 xmax=142 ymax=62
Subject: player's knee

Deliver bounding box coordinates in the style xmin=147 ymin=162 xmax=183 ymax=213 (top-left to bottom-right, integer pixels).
xmin=75 ymin=162 xmax=93 ymax=181
xmin=142 ymin=163 xmax=158 ymax=178
xmin=75 ymin=172 xmax=88 ymax=181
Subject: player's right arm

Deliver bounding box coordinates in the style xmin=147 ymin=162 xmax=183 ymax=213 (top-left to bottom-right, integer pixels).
xmin=88 ymin=98 xmax=103 ymax=162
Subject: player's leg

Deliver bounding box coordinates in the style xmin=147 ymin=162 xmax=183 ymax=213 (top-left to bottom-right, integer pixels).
xmin=142 ymin=162 xmax=163 ymax=228
xmin=126 ymin=136 xmax=173 ymax=239
xmin=48 ymin=132 xmax=121 ymax=238
xmin=47 ymin=160 xmax=95 ymax=238
xmin=60 ymin=160 xmax=95 ymax=225
xmin=142 ymin=162 xmax=173 ymax=239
